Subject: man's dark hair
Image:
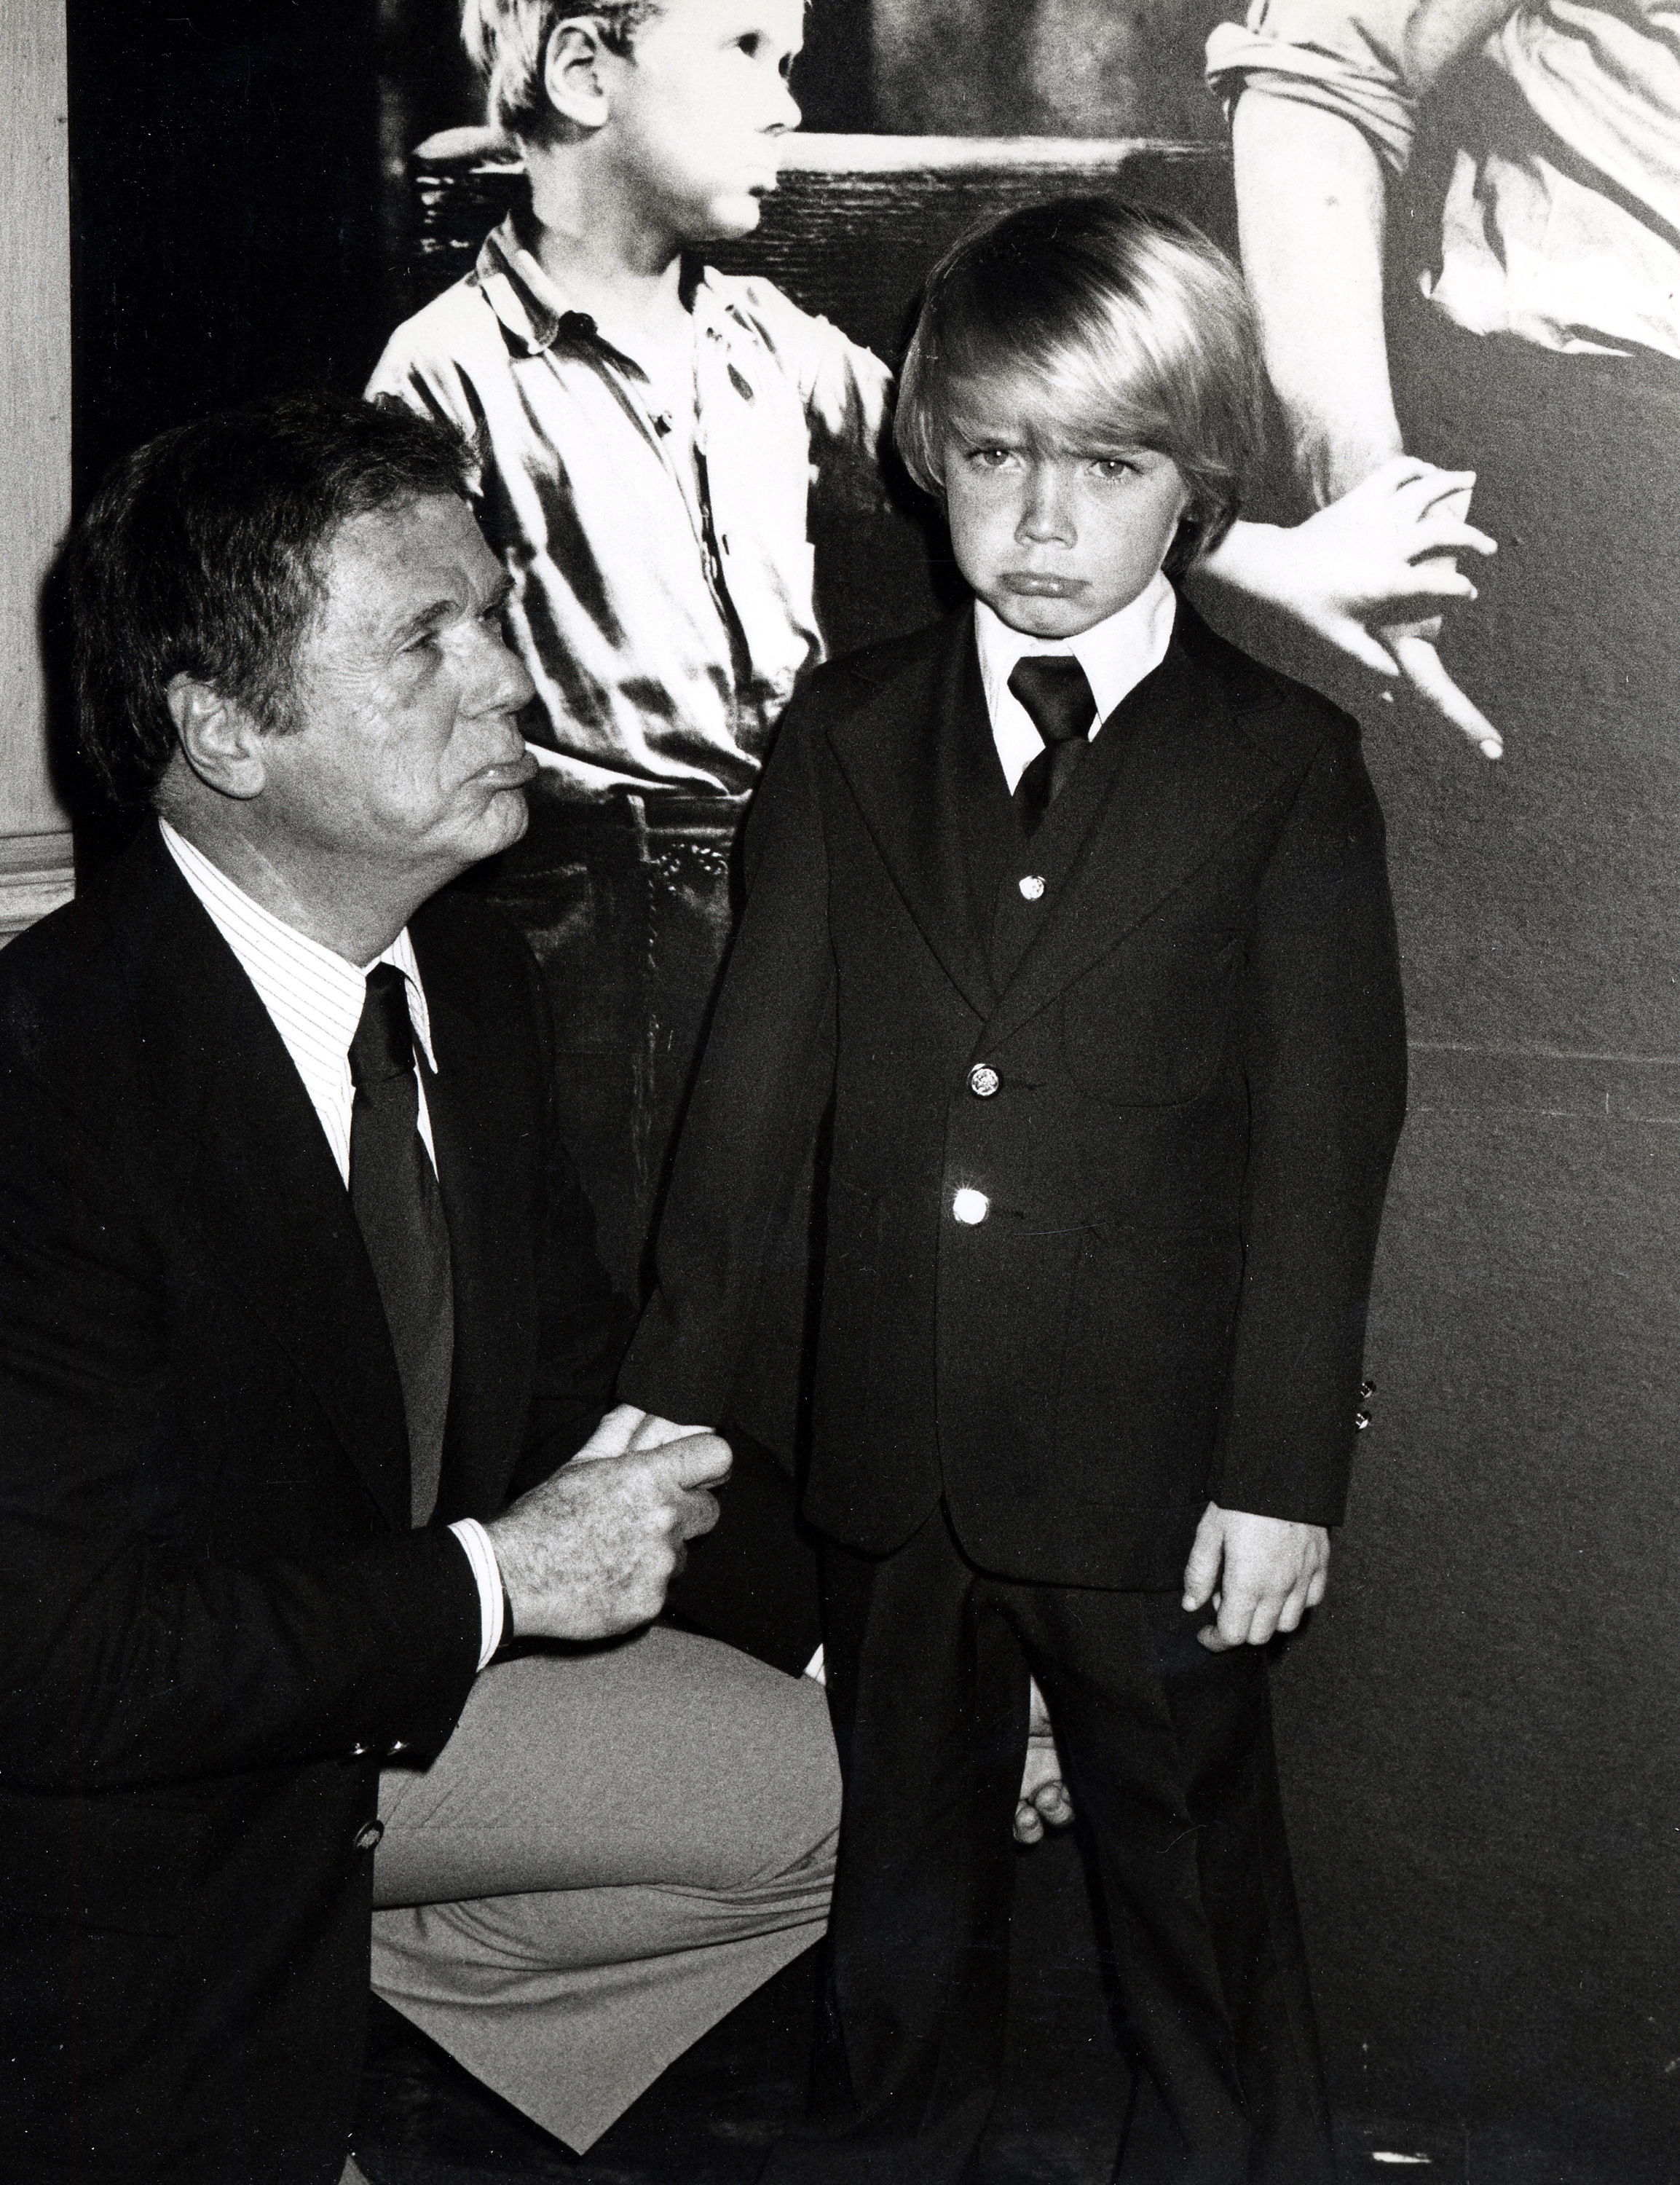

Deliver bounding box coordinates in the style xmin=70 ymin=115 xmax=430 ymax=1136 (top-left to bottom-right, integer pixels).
xmin=72 ymin=393 xmax=477 ymax=808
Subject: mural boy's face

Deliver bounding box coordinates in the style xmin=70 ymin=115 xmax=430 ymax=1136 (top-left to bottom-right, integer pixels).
xmin=942 ymin=413 xmax=1191 ymax=641
xmin=607 ymin=0 xmax=805 ymax=246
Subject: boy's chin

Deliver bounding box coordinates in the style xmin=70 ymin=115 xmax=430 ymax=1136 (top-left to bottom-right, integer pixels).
xmin=695 ymin=188 xmax=769 ymax=242
xmin=977 ymin=592 xmax=1108 ymax=642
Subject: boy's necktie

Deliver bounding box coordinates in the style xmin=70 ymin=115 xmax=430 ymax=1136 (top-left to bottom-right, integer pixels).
xmin=349 ymin=964 xmax=454 ymax=1527
xmin=1008 ymin=656 xmax=1098 ymax=835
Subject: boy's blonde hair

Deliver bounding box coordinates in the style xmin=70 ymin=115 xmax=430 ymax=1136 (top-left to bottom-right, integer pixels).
xmin=894 ymin=197 xmax=1263 ymax=572
xmin=462 ymin=1 xmax=664 ymax=140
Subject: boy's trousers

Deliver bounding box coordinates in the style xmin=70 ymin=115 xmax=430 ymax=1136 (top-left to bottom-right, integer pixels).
xmin=761 ymin=1502 xmax=1336 ymax=2185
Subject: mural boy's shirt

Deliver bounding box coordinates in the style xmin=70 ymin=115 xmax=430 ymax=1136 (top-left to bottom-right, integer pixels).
xmin=368 ymin=214 xmax=892 ymax=802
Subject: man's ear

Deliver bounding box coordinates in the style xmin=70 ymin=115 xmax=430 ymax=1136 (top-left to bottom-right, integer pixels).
xmin=165 ymin=675 xmax=270 ymax=802
xmin=541 ymin=22 xmax=616 ymax=132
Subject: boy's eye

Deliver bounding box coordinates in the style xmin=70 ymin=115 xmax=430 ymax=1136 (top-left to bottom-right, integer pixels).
xmin=967 ymin=446 xmax=1019 ymax=471
xmin=1090 ymin=457 xmax=1137 ymax=481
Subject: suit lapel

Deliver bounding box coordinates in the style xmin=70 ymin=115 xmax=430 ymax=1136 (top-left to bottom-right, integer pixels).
xmin=982 ymin=610 xmax=1288 ymax=1052
xmin=826 ymin=610 xmax=1002 ymax=1021
xmin=411 ymin=915 xmax=535 ymax=1524
xmin=117 ymin=830 xmax=412 ymax=1532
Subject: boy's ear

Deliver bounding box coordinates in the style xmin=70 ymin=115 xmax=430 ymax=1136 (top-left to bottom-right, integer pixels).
xmin=165 ymin=674 xmax=272 ymax=803
xmin=541 ymin=22 xmax=616 ymax=133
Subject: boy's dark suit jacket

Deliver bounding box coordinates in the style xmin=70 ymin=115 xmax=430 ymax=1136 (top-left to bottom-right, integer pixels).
xmin=0 ymin=824 xmax=628 ymax=2184
xmin=625 ymin=601 xmax=1408 ymax=1588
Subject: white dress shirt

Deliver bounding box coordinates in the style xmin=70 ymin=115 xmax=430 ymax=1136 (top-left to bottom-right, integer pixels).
xmin=159 ymin=819 xmax=504 ymax=1668
xmin=973 ymin=571 xmax=1177 ymax=793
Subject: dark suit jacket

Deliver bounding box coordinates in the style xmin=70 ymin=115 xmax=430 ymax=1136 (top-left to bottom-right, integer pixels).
xmin=623 ymin=602 xmax=1408 ymax=1591
xmin=0 ymin=824 xmax=628 ymax=2184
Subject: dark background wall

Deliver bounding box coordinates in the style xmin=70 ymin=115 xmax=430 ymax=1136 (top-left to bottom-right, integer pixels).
xmin=66 ymin=4 xmax=1680 ymax=2176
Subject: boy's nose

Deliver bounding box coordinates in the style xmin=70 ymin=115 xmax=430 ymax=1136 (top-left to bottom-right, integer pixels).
xmin=1017 ymin=471 xmax=1076 ymax=546
xmin=767 ymin=77 xmax=802 ymax=133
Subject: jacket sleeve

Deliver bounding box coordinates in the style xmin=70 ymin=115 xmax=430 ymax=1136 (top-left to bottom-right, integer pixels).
xmin=1208 ymin=717 xmax=1408 ymax=1524
xmin=618 ymin=694 xmax=840 ymax=1426
xmin=0 ymin=1063 xmax=483 ymax=1795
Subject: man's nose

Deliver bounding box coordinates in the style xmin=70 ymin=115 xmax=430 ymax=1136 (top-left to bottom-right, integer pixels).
xmin=1017 ymin=467 xmax=1076 ymax=546
xmin=469 ymin=624 xmax=535 ymax=717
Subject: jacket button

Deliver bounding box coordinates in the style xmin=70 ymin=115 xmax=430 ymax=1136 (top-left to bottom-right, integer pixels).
xmin=353 ymin=1820 xmax=384 ymax=1854
xmin=350 ymin=1743 xmax=369 ymax=1757
xmin=1019 ymin=875 xmax=1046 ymax=901
xmin=969 ymin=1064 xmax=1000 ymax=1099
xmin=952 ymin=1188 xmax=990 ymax=1225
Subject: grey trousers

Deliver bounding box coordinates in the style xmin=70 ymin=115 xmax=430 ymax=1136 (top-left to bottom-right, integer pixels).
xmin=368 ymin=1625 xmax=839 ymax=2152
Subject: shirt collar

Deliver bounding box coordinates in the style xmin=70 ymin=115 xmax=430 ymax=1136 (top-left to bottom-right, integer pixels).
xmin=475 ymin=213 xmax=729 ymax=363
xmin=973 ymin=571 xmax=1177 ymax=733
xmin=158 ymin=816 xmax=436 ymax=1073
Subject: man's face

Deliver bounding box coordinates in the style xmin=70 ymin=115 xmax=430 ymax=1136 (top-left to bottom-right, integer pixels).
xmin=941 ymin=404 xmax=1191 ymax=641
xmin=252 ymin=495 xmax=537 ymax=906
xmin=604 ymin=0 xmax=805 ymax=245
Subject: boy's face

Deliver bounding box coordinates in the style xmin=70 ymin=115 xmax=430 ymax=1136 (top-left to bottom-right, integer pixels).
xmin=941 ymin=403 xmax=1191 ymax=641
xmin=604 ymin=0 xmax=805 ymax=246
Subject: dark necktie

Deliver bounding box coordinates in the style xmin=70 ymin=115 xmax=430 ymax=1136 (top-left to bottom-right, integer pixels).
xmin=348 ymin=964 xmax=454 ymax=1527
xmin=1009 ymin=655 xmax=1099 ymax=837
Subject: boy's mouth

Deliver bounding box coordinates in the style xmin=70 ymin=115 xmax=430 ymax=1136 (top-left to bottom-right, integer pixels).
xmin=1000 ymin=572 xmax=1087 ymax=599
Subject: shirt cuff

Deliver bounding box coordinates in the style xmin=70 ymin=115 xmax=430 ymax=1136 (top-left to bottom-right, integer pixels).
xmin=448 ymin=1518 xmax=505 ymax=1670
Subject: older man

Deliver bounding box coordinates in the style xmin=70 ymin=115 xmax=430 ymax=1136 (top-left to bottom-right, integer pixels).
xmin=0 ymin=395 xmax=837 ymax=2185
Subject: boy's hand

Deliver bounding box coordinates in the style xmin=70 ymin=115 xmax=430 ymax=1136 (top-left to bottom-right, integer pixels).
xmin=1202 ymin=457 xmax=1501 ymax=758
xmin=1014 ymin=1677 xmax=1075 ymax=1846
xmin=1181 ymin=1503 xmax=1330 ymax=1653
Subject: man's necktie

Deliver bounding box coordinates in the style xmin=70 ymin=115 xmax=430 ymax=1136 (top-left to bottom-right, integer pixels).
xmin=1008 ymin=655 xmax=1099 ymax=836
xmin=348 ymin=964 xmax=454 ymax=1527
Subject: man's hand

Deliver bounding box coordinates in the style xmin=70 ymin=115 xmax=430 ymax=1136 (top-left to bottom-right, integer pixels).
xmin=1181 ymin=1503 xmax=1330 ymax=1655
xmin=1014 ymin=1676 xmax=1075 ymax=1846
xmin=486 ymin=1403 xmax=731 ymax=1642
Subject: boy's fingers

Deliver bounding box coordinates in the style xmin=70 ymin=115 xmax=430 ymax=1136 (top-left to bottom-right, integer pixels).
xmin=647 ymin=1430 xmax=733 ymax=1492
xmin=572 ymin=1402 xmax=646 ymax=1462
xmin=1180 ymin=1503 xmax=1226 ymax=1610
xmin=627 ymin=1412 xmax=704 ymax=1451
xmin=1406 ymin=520 xmax=1496 ymax=564
xmin=1014 ymin=1801 xmax=1046 ymax=1845
xmin=1275 ymin=1578 xmax=1314 ymax=1634
xmin=1391 ymin=633 xmax=1503 ymax=756
xmin=1329 ymin=618 xmax=1403 ymax=677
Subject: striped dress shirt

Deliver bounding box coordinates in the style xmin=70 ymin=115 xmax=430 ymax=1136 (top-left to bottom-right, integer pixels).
xmin=159 ymin=819 xmax=502 ymax=1666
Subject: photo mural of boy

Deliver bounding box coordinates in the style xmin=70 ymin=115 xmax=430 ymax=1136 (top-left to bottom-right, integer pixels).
xmin=368 ymin=0 xmax=1489 ymax=1358
xmin=620 ymin=194 xmax=1409 ymax=2184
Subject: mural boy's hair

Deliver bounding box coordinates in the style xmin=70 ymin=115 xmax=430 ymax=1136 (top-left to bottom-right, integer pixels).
xmin=461 ymin=2 xmax=665 ymax=141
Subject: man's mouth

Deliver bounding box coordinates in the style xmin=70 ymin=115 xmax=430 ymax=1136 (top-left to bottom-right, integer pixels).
xmin=477 ymin=750 xmax=540 ymax=791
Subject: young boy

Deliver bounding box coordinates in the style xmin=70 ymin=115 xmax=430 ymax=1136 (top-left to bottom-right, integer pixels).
xmin=620 ymin=197 xmax=1409 ymax=2183
xmin=368 ymin=0 xmax=890 ymax=1323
